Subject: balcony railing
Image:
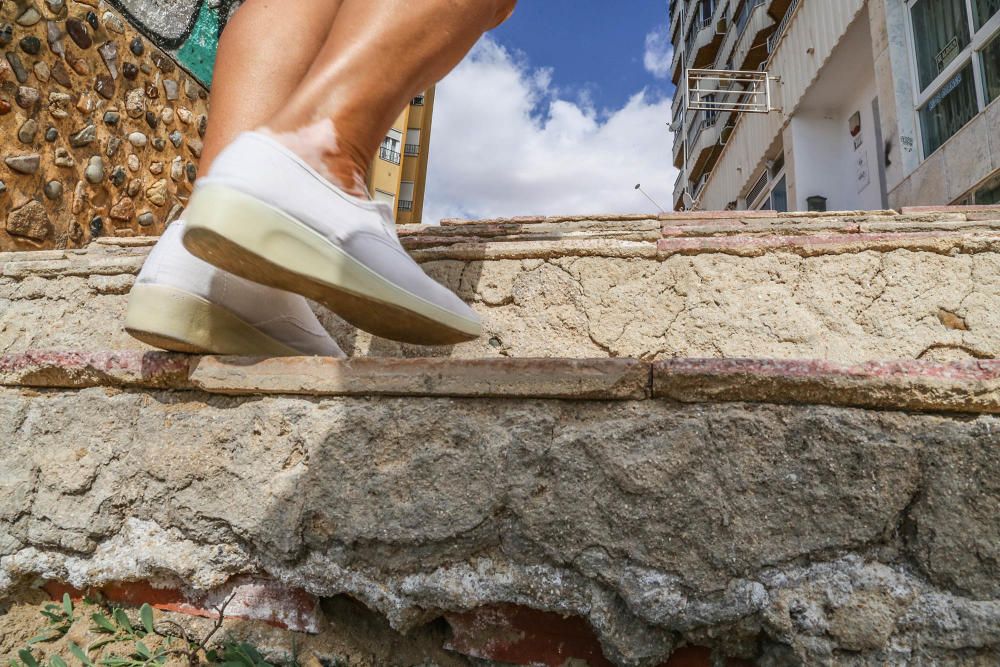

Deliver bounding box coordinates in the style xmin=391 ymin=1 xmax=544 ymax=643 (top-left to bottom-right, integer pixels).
xmin=379 ymin=146 xmax=401 ymax=164
xmin=734 ymin=0 xmax=765 ymax=39
xmin=398 ymin=200 xmax=414 ymax=212
xmin=404 ymin=143 xmax=420 ymax=156
xmin=767 ymin=0 xmax=800 ymax=54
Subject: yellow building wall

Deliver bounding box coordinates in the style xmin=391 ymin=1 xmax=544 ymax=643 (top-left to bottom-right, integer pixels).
xmin=367 ymin=87 xmax=435 ymax=225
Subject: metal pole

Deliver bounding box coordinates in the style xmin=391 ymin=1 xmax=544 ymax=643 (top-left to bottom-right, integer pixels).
xmin=635 ymin=185 xmax=666 ymax=213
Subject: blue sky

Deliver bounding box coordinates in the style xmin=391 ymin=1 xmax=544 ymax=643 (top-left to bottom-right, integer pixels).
xmin=425 ymin=1 xmax=680 ymax=221
xmin=491 ymin=0 xmax=675 ymax=111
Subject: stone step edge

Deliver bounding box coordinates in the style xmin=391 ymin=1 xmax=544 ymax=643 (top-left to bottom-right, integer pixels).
xmin=1 ymin=351 xmax=998 ymax=414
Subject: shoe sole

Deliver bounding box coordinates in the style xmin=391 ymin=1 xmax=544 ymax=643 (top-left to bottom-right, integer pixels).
xmin=182 ymin=184 xmax=481 ymax=346
xmin=125 ymin=283 xmax=302 ymax=356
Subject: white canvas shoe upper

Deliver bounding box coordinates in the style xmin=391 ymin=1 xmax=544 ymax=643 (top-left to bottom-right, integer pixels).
xmin=136 ymin=221 xmax=344 ymax=357
xmin=195 ymin=131 xmax=482 ymax=335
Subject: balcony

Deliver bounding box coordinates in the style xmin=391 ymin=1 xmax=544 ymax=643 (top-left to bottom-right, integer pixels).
xmin=669 ymin=0 xmax=684 ymax=38
xmin=404 ymin=143 xmax=420 ymax=157
xmin=732 ymin=0 xmax=775 ymax=71
xmin=687 ymin=113 xmax=724 ymax=179
xmin=673 ymin=7 xmax=726 ymax=84
xmin=767 ymin=0 xmax=795 ymax=21
xmin=671 ymin=0 xmax=711 ymax=83
xmin=766 ymin=0 xmax=800 ymax=54
xmin=398 ymin=199 xmax=414 ymax=212
xmin=379 ymin=146 xmax=401 ymax=165
xmin=673 ymin=169 xmax=689 ymax=210
xmin=672 ymin=115 xmax=688 ymax=169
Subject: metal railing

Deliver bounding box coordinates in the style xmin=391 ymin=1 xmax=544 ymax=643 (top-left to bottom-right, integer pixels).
xmin=767 ymin=0 xmax=800 ymax=54
xmin=404 ymin=143 xmax=420 ymax=156
xmin=686 ymin=69 xmax=773 ymax=114
xmin=379 ymin=146 xmax=401 ymax=164
xmin=734 ymin=0 xmax=765 ymax=39
xmin=398 ymin=200 xmax=414 ymax=212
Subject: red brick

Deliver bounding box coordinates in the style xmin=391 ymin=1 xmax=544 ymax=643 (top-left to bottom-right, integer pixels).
xmin=0 ymin=350 xmax=191 ymax=389
xmin=445 ymin=605 xmax=614 ymax=667
xmin=901 ymin=205 xmax=1000 ymax=215
xmin=43 ymin=577 xmax=321 ymax=633
xmin=659 ymin=210 xmax=777 ymax=221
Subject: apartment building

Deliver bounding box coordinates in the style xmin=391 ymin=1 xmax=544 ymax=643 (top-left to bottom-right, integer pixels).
xmin=669 ymin=0 xmax=1000 ymax=212
xmin=369 ymin=87 xmax=436 ymax=224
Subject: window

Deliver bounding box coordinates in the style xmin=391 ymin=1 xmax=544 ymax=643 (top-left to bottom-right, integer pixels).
xmin=398 ymin=181 xmax=415 ymax=211
xmin=699 ymin=0 xmax=715 ymax=26
xmin=748 ymin=158 xmax=787 ymax=212
xmin=373 ymin=189 xmax=395 ymax=207
xmin=973 ymin=0 xmax=1000 ymax=28
xmin=907 ymin=0 xmax=1000 ymax=157
xmin=982 ymin=29 xmax=1000 ymax=102
xmin=411 ymin=93 xmax=425 ymax=106
xmin=920 ymin=63 xmax=979 ymax=154
xmin=379 ymin=129 xmax=402 ymax=164
xmin=976 ymin=172 xmax=1000 ymax=203
xmin=769 ymin=176 xmax=788 ymax=213
xmin=911 ymin=0 xmax=971 ymax=89
xmin=405 ymin=128 xmax=420 ymax=156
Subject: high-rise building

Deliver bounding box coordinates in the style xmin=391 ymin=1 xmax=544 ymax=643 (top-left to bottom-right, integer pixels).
xmin=669 ymin=0 xmax=1000 ymax=212
xmin=369 ymin=88 xmax=436 ymax=224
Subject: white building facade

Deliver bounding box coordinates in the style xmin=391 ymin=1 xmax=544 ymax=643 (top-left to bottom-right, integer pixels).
xmin=670 ymin=0 xmax=1000 ymax=212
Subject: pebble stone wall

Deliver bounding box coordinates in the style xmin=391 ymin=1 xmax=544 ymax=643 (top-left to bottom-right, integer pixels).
xmin=0 ymin=0 xmax=210 ymax=251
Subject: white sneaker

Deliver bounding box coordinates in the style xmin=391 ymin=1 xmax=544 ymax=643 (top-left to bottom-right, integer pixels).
xmin=181 ymin=131 xmax=482 ymax=346
xmin=125 ymin=220 xmax=345 ymax=357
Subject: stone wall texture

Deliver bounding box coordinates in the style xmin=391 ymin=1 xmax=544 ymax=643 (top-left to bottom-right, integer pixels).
xmin=2 ymin=208 xmax=1000 ymax=363
xmin=1 ymin=355 xmax=999 ymax=665
xmin=104 ymin=0 xmax=241 ymax=85
xmin=1 ymin=0 xmax=210 ymax=251
xmin=1 ymin=209 xmax=1000 ymax=665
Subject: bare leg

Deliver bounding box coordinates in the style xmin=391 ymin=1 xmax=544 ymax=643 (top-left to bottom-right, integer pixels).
xmin=200 ymin=0 xmax=345 ymax=172
xmin=261 ymin=0 xmax=518 ymax=196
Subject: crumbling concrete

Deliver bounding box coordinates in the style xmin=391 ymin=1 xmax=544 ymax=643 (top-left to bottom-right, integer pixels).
xmin=0 ymin=353 xmax=998 ymax=664
xmin=2 ymin=208 xmax=1000 ymax=665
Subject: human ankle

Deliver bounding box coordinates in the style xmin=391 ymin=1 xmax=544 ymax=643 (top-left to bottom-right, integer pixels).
xmin=258 ymin=119 xmax=370 ymax=198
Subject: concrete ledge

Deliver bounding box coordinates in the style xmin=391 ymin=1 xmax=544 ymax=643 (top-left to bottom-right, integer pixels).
xmin=658 ymin=211 xmax=1000 ymax=257
xmin=186 ymin=356 xmax=651 ymax=400
xmin=655 ymin=358 xmax=1000 ymax=414
xmin=3 ymin=208 xmax=1000 ymax=364
xmin=3 ymin=373 xmax=999 ymax=664
xmin=3 ymin=351 xmax=1000 ymax=414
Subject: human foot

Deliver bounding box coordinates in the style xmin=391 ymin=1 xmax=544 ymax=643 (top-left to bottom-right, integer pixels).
xmin=181 ymin=131 xmax=482 ymax=346
xmin=126 ymin=220 xmax=345 ymax=357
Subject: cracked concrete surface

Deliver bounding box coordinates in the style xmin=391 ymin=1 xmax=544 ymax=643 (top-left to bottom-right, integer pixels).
xmin=3 ymin=211 xmax=1000 ymax=665
xmin=1 ymin=237 xmax=998 ymax=363
xmin=1 ymin=389 xmax=999 ymax=664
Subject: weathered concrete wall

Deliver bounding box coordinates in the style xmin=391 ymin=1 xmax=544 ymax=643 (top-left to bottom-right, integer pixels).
xmin=1 ymin=0 xmax=211 ymax=251
xmin=1 ymin=355 xmax=999 ymax=665
xmin=2 ymin=208 xmax=999 ymax=362
xmin=2 ymin=210 xmax=1000 ymax=665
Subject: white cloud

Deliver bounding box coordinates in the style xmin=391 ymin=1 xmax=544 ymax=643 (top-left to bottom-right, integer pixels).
xmin=643 ymin=26 xmax=675 ymax=80
xmin=424 ymin=37 xmax=678 ymax=223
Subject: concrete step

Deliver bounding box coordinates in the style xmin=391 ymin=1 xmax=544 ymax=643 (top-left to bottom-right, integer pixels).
xmin=1 ymin=352 xmax=999 ymax=665
xmin=3 ymin=206 xmax=1000 ymax=665
xmin=2 ymin=206 xmax=999 ymax=362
